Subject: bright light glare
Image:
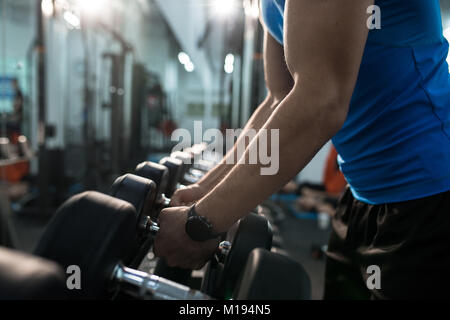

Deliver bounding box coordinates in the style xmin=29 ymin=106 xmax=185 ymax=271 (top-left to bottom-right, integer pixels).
xmin=243 ymin=0 xmax=259 ymax=18
xmin=41 ymin=0 xmax=54 ymax=17
xmin=213 ymin=0 xmax=235 ymax=16
xmin=225 ymin=54 xmax=235 ymax=66
xmin=224 ymin=53 xmax=235 ymax=74
xmin=444 ymin=27 xmax=450 ymax=72
xmin=78 ymin=0 xmax=105 ymax=15
xmin=185 ymin=61 xmax=195 ymax=72
xmin=179 ymin=52 xmax=194 ymax=72
xmin=178 ymin=52 xmax=191 ymax=65
xmin=224 ymin=64 xmax=234 ymax=74
xmin=63 ymin=11 xmax=81 ymax=28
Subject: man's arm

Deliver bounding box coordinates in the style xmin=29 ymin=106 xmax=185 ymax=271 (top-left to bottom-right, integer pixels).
xmin=196 ymin=0 xmax=372 ymax=232
xmin=170 ymin=31 xmax=293 ymax=205
xmin=155 ymin=0 xmax=372 ymax=269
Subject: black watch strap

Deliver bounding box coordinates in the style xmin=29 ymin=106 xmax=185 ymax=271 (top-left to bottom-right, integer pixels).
xmin=185 ymin=205 xmax=223 ymax=242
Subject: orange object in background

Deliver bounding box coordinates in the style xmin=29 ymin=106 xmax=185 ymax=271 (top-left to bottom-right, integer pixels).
xmin=323 ymin=145 xmax=347 ymax=195
xmin=0 ymin=159 xmax=30 ymax=183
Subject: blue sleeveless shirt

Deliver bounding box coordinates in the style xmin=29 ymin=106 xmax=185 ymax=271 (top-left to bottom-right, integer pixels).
xmin=261 ymin=0 xmax=450 ymax=204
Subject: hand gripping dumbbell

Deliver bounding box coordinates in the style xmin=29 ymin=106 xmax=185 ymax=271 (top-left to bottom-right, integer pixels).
xmin=109 ymin=171 xmax=199 ymax=279
xmin=111 ymin=172 xmax=272 ymax=296
xmin=34 ymin=192 xmax=284 ymax=300
xmin=133 ymin=160 xmax=205 ymax=283
xmin=110 ymin=172 xmax=199 ymax=285
xmin=34 ymin=192 xmax=212 ymax=300
xmin=109 ymin=173 xmax=276 ymax=297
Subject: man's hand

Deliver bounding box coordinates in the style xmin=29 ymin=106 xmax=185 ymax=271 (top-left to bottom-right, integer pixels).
xmin=153 ymin=206 xmax=219 ymax=270
xmin=169 ymin=184 xmax=208 ymax=207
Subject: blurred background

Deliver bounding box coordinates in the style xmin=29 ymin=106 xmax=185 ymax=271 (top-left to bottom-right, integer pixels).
xmin=0 ymin=0 xmax=267 ymax=203
xmin=1 ymin=0 xmax=450 ymax=299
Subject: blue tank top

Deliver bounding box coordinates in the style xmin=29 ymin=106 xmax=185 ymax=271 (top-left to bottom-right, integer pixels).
xmin=261 ymin=0 xmax=450 ymax=204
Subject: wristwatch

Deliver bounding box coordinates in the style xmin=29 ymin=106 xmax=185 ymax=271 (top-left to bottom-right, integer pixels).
xmin=185 ymin=205 xmax=222 ymax=242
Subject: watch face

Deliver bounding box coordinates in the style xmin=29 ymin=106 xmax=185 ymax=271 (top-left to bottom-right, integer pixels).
xmin=186 ymin=216 xmax=211 ymax=242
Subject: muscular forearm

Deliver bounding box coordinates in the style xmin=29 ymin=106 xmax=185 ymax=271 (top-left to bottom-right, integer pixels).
xmin=196 ymin=87 xmax=347 ymax=232
xmin=197 ymin=94 xmax=280 ymax=190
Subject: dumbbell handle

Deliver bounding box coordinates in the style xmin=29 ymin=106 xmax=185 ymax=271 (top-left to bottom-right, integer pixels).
xmin=155 ymin=189 xmax=189 ymax=212
xmin=113 ymin=264 xmax=212 ymax=300
xmin=141 ymin=217 xmax=160 ymax=235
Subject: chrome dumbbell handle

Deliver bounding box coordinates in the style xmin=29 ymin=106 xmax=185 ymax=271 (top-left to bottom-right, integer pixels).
xmin=113 ymin=264 xmax=212 ymax=300
xmin=140 ymin=217 xmax=160 ymax=235
xmin=148 ymin=221 xmax=160 ymax=234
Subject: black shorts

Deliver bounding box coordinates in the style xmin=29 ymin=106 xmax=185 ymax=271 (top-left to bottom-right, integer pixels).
xmin=324 ymin=187 xmax=450 ymax=300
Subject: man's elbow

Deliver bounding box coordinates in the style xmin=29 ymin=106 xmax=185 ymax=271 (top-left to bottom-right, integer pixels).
xmin=291 ymin=81 xmax=351 ymax=134
xmin=265 ymin=91 xmax=289 ymax=112
xmin=324 ymin=97 xmax=349 ymax=135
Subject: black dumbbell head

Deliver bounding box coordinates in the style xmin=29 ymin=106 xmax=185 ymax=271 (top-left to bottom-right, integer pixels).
xmin=215 ymin=213 xmax=273 ymax=297
xmin=110 ymin=174 xmax=158 ymax=222
xmin=35 ymin=192 xmax=137 ymax=299
xmin=135 ymin=162 xmax=169 ymax=199
xmin=0 ymin=247 xmax=67 ymax=300
xmin=234 ymin=249 xmax=311 ymax=300
xmin=159 ymin=157 xmax=183 ymax=197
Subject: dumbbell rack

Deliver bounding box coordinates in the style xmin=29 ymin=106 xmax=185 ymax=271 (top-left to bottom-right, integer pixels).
xmin=3 ymin=144 xmax=311 ymax=300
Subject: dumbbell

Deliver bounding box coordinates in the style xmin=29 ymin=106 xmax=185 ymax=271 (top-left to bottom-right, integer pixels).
xmin=234 ymin=248 xmax=311 ymax=300
xmin=174 ymin=144 xmax=224 ymax=180
xmin=134 ymin=157 xmax=205 ymax=210
xmin=109 ymin=172 xmax=276 ymax=294
xmin=134 ymin=161 xmax=179 ymax=217
xmin=158 ymin=157 xmax=185 ymax=198
xmin=163 ymin=147 xmax=219 ymax=191
xmin=109 ymin=174 xmax=160 ymax=268
xmin=109 ymin=172 xmax=197 ymax=278
xmin=201 ymin=213 xmax=273 ymax=299
xmin=132 ymin=158 xmax=211 ymax=277
xmin=134 ymin=158 xmax=198 ymax=216
xmin=35 ymin=192 xmax=212 ymax=300
xmin=252 ymin=205 xmax=284 ymax=249
xmin=171 ymin=150 xmax=211 ymax=180
xmin=161 ymin=154 xmax=210 ymax=191
xmin=0 ymin=246 xmax=67 ymax=299
xmin=110 ymin=172 xmax=196 ymax=285
xmin=35 ymin=192 xmax=277 ymax=300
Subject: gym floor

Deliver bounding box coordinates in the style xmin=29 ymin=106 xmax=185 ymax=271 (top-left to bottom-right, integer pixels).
xmin=276 ymin=216 xmax=330 ymax=300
